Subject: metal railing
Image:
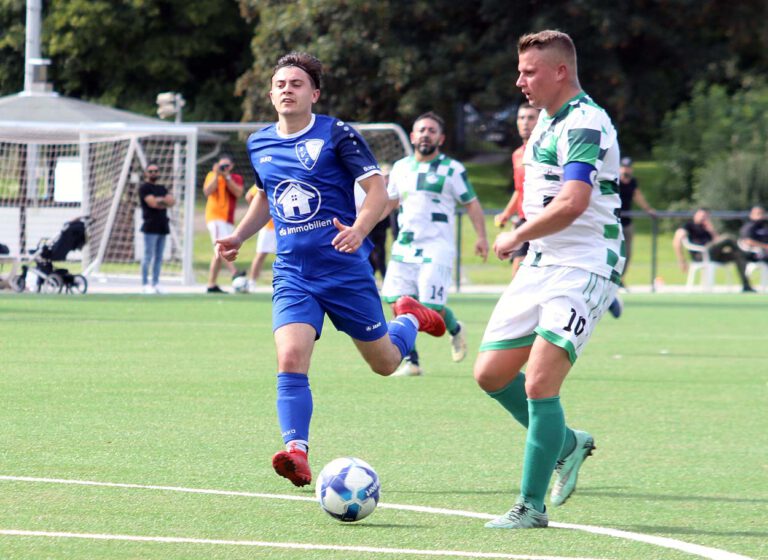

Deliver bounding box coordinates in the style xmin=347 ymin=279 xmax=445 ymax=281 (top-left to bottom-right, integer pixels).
xmin=454 ymin=209 xmax=751 ymax=293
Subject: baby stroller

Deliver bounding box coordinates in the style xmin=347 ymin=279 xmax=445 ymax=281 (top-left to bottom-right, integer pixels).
xmin=12 ymin=217 xmax=89 ymax=294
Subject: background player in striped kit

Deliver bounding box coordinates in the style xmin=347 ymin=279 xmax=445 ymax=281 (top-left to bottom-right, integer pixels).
xmin=381 ymin=111 xmax=489 ymax=376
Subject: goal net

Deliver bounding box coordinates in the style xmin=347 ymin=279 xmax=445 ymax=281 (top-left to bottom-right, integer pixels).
xmin=0 ymin=122 xmax=197 ymax=284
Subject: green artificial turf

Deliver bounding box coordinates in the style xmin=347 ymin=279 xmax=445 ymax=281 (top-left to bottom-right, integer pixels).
xmin=0 ymin=293 xmax=765 ymax=559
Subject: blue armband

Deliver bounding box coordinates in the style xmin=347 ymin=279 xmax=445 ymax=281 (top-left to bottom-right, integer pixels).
xmin=563 ymin=161 xmax=595 ymax=185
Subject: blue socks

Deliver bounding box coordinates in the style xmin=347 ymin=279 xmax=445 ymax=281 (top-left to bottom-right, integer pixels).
xmin=387 ymin=316 xmax=418 ymax=359
xmin=276 ymin=372 xmax=313 ymax=446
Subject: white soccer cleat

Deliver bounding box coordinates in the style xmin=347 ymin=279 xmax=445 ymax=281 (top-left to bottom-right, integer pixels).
xmin=485 ymin=499 xmax=548 ymax=529
xmin=450 ymin=321 xmax=467 ymax=362
xmin=550 ymin=429 xmax=595 ymax=507
xmin=391 ymin=361 xmax=423 ymax=377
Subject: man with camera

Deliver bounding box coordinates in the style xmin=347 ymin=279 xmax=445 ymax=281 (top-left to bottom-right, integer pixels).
xmin=203 ymin=155 xmax=245 ymax=293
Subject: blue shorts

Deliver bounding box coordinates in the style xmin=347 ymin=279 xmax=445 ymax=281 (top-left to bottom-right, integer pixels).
xmin=272 ymin=268 xmax=388 ymax=342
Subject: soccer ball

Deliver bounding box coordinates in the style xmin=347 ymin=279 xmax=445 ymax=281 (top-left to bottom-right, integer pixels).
xmin=316 ymin=457 xmax=380 ymax=522
xmin=232 ymin=275 xmax=249 ymax=293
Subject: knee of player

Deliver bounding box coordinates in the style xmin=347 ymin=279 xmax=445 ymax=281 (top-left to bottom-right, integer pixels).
xmin=366 ymin=351 xmax=402 ymax=376
xmin=373 ymin=363 xmax=395 ymax=376
xmin=472 ymin=361 xmax=495 ymax=390
xmin=524 ymin=378 xmax=555 ymax=400
xmin=276 ymin=348 xmax=310 ymax=372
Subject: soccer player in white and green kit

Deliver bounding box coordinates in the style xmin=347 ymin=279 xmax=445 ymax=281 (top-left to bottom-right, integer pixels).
xmin=382 ymin=111 xmax=489 ymax=376
xmin=474 ymin=30 xmax=624 ymax=529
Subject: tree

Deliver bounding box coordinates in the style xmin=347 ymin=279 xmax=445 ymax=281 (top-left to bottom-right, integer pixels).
xmin=653 ymin=80 xmax=768 ymax=211
xmin=236 ymin=0 xmax=526 ymax=149
xmin=1 ymin=0 xmax=252 ymax=121
xmin=0 ymin=0 xmax=25 ymax=94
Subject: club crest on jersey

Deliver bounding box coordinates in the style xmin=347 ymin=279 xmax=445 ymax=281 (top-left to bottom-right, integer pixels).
xmin=273 ymin=178 xmax=322 ymax=223
xmin=295 ymin=139 xmax=324 ymax=171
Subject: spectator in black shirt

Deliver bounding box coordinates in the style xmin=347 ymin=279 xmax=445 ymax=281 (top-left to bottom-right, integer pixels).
xmin=738 ymin=205 xmax=768 ymax=263
xmin=139 ymin=163 xmax=175 ymax=294
xmin=618 ymin=157 xmax=655 ymax=286
xmin=673 ymin=208 xmax=754 ymax=292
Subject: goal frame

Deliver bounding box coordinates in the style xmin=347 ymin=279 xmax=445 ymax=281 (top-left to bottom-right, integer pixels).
xmin=0 ymin=121 xmax=198 ymax=285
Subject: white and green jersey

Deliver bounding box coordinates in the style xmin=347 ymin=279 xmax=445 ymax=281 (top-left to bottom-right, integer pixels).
xmin=388 ymin=153 xmax=477 ymax=266
xmin=522 ymin=92 xmax=625 ymax=283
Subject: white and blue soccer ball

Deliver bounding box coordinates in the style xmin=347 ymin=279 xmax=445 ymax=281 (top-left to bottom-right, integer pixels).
xmin=316 ymin=457 xmax=380 ymax=522
xmin=232 ymin=275 xmax=249 ymax=293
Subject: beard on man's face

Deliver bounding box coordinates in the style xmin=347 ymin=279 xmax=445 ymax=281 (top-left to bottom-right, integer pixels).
xmin=416 ymin=141 xmax=438 ymax=156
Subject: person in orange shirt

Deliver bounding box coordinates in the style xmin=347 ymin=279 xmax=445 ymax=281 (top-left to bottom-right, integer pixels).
xmin=494 ymin=103 xmax=540 ymax=277
xmin=245 ymin=185 xmax=276 ymax=290
xmin=203 ymin=155 xmax=245 ymax=293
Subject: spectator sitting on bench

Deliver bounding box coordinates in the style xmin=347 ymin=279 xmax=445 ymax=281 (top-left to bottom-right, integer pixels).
xmin=738 ymin=205 xmax=768 ymax=263
xmin=673 ymin=207 xmax=755 ymax=292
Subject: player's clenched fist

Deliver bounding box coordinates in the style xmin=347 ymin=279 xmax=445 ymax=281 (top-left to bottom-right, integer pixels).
xmin=493 ymin=232 xmax=523 ymax=260
xmin=216 ymin=234 xmax=243 ymax=262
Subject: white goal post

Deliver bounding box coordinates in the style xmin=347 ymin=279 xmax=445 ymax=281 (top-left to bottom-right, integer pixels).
xmin=0 ymin=121 xmax=198 ymax=284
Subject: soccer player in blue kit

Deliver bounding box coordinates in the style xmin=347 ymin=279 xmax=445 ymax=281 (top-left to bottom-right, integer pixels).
xmin=216 ymin=52 xmax=446 ymax=487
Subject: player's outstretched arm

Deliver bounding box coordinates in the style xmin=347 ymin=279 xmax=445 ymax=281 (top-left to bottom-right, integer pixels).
xmin=216 ymin=189 xmax=271 ymax=262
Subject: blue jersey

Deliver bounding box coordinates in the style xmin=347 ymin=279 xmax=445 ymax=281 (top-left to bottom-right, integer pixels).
xmin=247 ymin=114 xmax=381 ymax=278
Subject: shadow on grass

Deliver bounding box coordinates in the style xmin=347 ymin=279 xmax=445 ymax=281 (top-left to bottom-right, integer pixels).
xmin=388 ymin=486 xmax=768 ymax=507
xmin=617 ymin=523 xmax=768 ymax=539
xmin=331 ymin=522 xmax=432 ymax=529
xmin=386 ymin=489 xmax=518 ymax=497
xmin=579 ymin=487 xmax=768 ymax=505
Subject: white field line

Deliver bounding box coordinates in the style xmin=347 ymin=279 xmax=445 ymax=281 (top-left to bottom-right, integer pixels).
xmin=0 ymin=529 xmax=597 ymax=560
xmin=0 ymin=475 xmax=754 ymax=560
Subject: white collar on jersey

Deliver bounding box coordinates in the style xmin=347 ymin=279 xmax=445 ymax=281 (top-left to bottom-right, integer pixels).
xmin=275 ymin=113 xmax=316 ymax=139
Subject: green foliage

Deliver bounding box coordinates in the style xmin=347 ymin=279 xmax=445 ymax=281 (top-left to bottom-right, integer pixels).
xmin=1 ymin=0 xmax=251 ymax=120
xmin=630 ymin=160 xmax=666 ymax=208
xmin=236 ymin=0 xmax=768 ymax=155
xmin=236 ymin=0 xmax=522 ymax=139
xmin=653 ymin=80 xmax=768 ymax=209
xmin=0 ymin=0 xmax=24 ymax=94
xmin=4 ymin=0 xmax=768 ymax=153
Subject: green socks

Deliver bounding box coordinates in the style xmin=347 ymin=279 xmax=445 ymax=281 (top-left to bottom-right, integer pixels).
xmin=486 ymin=375 xmax=576 ymax=462
xmin=442 ymin=306 xmax=460 ymax=335
xmin=520 ymin=396 xmax=566 ymax=511
xmin=487 ymin=373 xmax=529 ymax=428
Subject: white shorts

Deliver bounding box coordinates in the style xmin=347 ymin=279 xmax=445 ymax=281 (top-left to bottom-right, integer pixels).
xmin=207 ymin=220 xmax=234 ymax=244
xmin=480 ymin=265 xmax=618 ymax=363
xmin=381 ymin=260 xmax=452 ymax=307
xmin=256 ymin=227 xmax=277 ymax=254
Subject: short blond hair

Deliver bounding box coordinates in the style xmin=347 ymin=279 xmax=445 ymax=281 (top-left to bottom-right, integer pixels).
xmin=518 ymin=30 xmax=578 ymax=73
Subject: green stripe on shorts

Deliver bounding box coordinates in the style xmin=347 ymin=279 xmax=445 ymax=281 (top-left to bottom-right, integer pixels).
xmin=479 ymin=334 xmax=536 ymax=352
xmin=534 ymin=327 xmax=578 ymax=365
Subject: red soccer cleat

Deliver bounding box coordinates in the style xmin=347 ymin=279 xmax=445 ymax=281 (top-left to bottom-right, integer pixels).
xmin=272 ymin=445 xmax=312 ymax=487
xmin=393 ymin=296 xmax=446 ymax=337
